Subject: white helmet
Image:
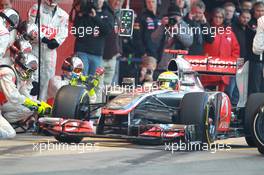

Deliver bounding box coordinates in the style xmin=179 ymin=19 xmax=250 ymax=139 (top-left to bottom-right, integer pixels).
xmin=44 ymin=0 xmax=61 ymax=7
xmin=14 ymin=53 xmax=38 ymax=80
xmin=0 ymin=8 xmax=19 ymax=31
xmin=62 ymin=56 xmax=84 ymax=78
xmin=18 ymin=21 xmax=38 ymax=41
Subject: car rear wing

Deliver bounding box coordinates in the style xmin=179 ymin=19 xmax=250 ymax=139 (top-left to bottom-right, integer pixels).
xmin=164 ymin=49 xmax=237 ymax=75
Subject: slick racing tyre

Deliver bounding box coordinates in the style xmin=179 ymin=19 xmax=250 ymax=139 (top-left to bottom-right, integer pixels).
xmin=55 ymin=134 xmax=83 ymax=144
xmin=253 ymin=107 xmax=264 ymax=155
xmin=52 ymin=85 xmax=90 ymax=120
xmin=244 ymin=93 xmax=264 ymax=147
xmin=179 ymin=92 xmax=216 ymax=144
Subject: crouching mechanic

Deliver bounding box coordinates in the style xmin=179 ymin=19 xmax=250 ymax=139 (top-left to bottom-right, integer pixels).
xmin=48 ymin=56 xmax=84 ymax=101
xmin=0 ymin=53 xmax=51 ymax=139
xmin=48 ymin=56 xmax=104 ymax=103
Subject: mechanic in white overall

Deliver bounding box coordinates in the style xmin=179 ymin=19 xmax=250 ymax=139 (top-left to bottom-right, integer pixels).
xmin=0 ymin=8 xmax=19 ymax=65
xmin=28 ymin=0 xmax=69 ymax=101
xmin=48 ymin=56 xmax=105 ymax=104
xmin=0 ymin=53 xmax=51 ymax=139
xmin=252 ymin=15 xmax=264 ymax=92
xmin=0 ymin=7 xmax=20 ymax=139
xmin=48 ymin=56 xmax=84 ymax=100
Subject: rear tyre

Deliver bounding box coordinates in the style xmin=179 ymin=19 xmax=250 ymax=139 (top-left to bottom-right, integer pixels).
xmin=52 ymin=85 xmax=90 ymax=120
xmin=55 ymin=134 xmax=83 ymax=144
xmin=179 ymin=92 xmax=216 ymax=145
xmin=244 ymin=93 xmax=264 ymax=148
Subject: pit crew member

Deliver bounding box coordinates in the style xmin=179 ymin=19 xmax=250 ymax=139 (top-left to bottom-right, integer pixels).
xmin=0 ymin=53 xmax=51 ymax=139
xmin=0 ymin=7 xmax=19 ymax=65
xmin=48 ymin=56 xmax=104 ymax=103
xmin=28 ymin=0 xmax=69 ymax=101
xmin=252 ymin=15 xmax=264 ymax=92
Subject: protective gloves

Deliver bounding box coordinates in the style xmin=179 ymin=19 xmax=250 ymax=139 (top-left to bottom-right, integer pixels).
xmin=23 ymin=98 xmax=52 ymax=115
xmin=37 ymin=101 xmax=52 ymax=115
xmin=42 ymin=37 xmax=60 ymax=49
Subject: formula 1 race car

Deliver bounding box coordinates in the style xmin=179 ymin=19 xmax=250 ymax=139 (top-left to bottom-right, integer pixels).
xmin=38 ymin=50 xmax=264 ymax=155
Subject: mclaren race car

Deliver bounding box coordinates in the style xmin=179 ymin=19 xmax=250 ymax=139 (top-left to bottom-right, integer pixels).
xmin=38 ymin=50 xmax=264 ymax=154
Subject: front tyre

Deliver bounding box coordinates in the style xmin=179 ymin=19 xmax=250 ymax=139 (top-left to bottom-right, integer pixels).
xmin=180 ymin=92 xmax=217 ymax=144
xmin=244 ymin=93 xmax=264 ymax=147
xmin=253 ymin=107 xmax=264 ymax=155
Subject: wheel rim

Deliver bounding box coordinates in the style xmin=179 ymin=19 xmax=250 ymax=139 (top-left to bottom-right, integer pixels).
xmin=205 ymin=105 xmax=216 ymax=143
xmin=254 ymin=108 xmax=264 ymax=146
xmin=78 ymin=91 xmax=90 ymax=119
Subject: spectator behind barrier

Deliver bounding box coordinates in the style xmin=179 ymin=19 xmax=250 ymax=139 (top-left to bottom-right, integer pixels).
xmin=133 ymin=0 xmax=163 ymax=62
xmin=184 ymin=0 xmax=214 ymax=55
xmin=151 ymin=4 xmax=193 ymax=70
xmin=139 ymin=56 xmax=157 ymax=84
xmin=102 ymin=0 xmax=124 ymax=86
xmin=240 ymin=0 xmax=253 ymax=11
xmin=200 ymin=7 xmax=240 ymax=92
xmin=223 ymin=2 xmax=238 ymax=26
xmin=172 ymin=0 xmax=190 ymax=16
xmin=71 ymin=0 xmax=112 ymax=76
xmin=248 ymin=1 xmax=264 ymax=30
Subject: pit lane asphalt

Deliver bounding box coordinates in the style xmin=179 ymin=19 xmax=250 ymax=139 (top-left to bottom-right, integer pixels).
xmin=0 ymin=134 xmax=263 ymax=175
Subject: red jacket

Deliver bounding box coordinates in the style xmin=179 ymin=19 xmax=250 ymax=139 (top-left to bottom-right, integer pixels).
xmin=201 ymin=26 xmax=240 ymax=90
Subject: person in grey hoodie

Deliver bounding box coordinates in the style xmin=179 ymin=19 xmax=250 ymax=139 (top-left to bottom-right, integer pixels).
xmin=151 ymin=4 xmax=193 ymax=69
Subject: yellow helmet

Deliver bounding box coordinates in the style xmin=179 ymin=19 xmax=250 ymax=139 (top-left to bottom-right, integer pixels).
xmin=157 ymin=71 xmax=179 ymax=90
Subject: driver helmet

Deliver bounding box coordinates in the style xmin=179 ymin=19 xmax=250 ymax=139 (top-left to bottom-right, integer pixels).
xmin=44 ymin=0 xmax=61 ymax=7
xmin=61 ymin=56 xmax=84 ymax=79
xmin=157 ymin=71 xmax=179 ymax=90
xmin=0 ymin=8 xmax=20 ymax=31
xmin=14 ymin=53 xmax=38 ymax=81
